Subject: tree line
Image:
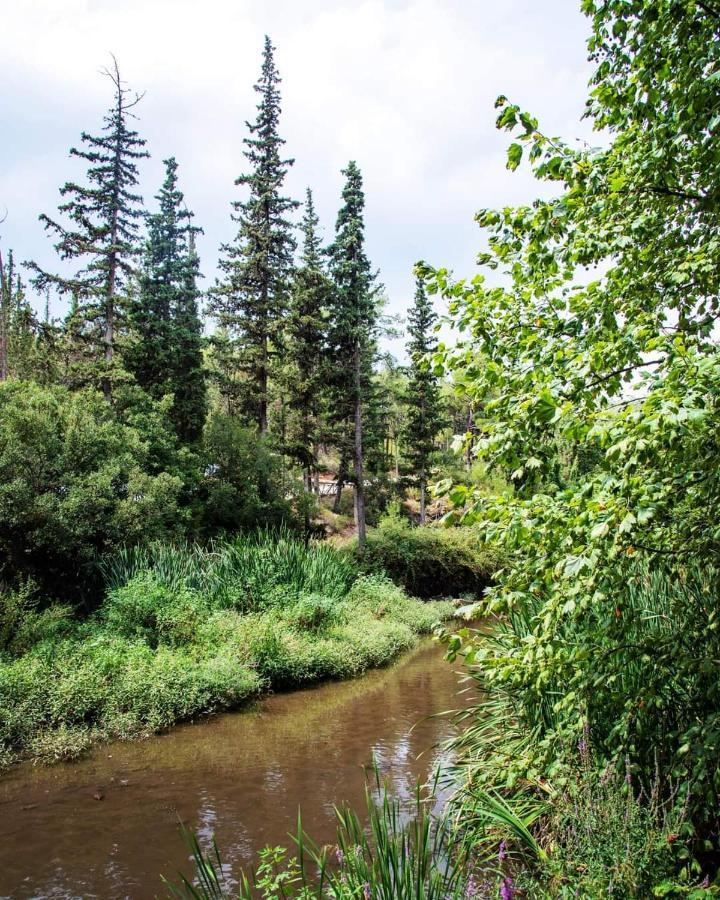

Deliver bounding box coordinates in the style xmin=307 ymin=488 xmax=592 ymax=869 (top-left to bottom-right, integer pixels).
xmin=0 ymin=37 xmax=448 ymax=585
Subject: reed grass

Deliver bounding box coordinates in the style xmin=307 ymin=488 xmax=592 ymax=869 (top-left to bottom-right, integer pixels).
xmin=102 ymin=527 xmax=358 ymax=612
xmin=165 ymin=768 xmax=473 ymax=899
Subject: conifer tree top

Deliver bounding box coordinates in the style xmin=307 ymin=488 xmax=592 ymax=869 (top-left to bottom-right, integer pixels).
xmin=300 ymin=188 xmax=322 ymax=270
xmin=28 ymin=55 xmax=148 ymax=300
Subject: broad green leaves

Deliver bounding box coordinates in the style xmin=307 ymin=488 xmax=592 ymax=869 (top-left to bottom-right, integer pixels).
xmin=425 ymin=0 xmax=720 ymax=827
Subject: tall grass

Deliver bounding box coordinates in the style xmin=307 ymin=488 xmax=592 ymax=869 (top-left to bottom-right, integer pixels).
xmin=438 ymin=558 xmax=720 ymax=891
xmin=445 ymin=559 xmax=720 ymax=792
xmin=165 ymin=770 xmax=473 ymax=899
xmin=103 ymin=527 xmax=358 ymax=612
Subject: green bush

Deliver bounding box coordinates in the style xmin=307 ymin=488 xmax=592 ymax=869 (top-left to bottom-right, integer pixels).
xmin=0 ymin=633 xmax=262 ymax=764
xmin=0 ymin=386 xmax=296 ymax=605
xmin=284 ymin=591 xmax=345 ymax=631
xmin=0 ymin=581 xmax=72 ymax=656
xmin=195 ymin=413 xmax=290 ymax=534
xmin=102 ymin=574 xmax=209 ymax=647
xmin=349 ymin=572 xmax=454 ymax=631
xmin=446 ymin=562 xmax=720 ymax=818
xmin=538 ymin=763 xmax=695 ymax=898
xmin=355 ymin=515 xmax=498 ymax=598
xmin=0 ymin=381 xmax=186 ymax=602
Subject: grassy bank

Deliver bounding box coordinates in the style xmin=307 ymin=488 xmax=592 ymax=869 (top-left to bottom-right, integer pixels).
xmin=0 ymin=533 xmax=453 ymax=768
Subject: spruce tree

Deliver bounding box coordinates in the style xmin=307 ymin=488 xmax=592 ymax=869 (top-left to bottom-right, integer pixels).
xmin=0 ymin=249 xmax=58 ymax=383
xmin=285 ymin=188 xmax=332 ymax=489
xmin=209 ymin=36 xmax=298 ymax=434
xmin=328 ymin=161 xmax=378 ymax=549
xmin=172 ymin=230 xmax=208 ymax=442
xmin=27 ymin=57 xmax=148 ymax=399
xmin=127 ymin=157 xmax=207 ymax=442
xmin=0 ymin=249 xmax=9 ymax=381
xmin=403 ymin=276 xmax=444 ymax=523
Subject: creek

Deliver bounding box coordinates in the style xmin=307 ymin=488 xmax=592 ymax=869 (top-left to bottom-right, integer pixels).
xmin=0 ymin=637 xmax=471 ymax=899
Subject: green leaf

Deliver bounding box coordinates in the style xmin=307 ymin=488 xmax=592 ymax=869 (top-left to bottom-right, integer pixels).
xmin=507 ymin=143 xmax=523 ymax=171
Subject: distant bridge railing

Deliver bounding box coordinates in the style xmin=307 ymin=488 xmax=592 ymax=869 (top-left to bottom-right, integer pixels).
xmin=317 ymin=479 xmax=339 ymax=497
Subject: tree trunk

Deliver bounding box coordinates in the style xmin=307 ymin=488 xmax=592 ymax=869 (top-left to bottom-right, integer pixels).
xmin=302 ymin=465 xmax=312 ymax=545
xmin=102 ymin=245 xmax=117 ymax=402
xmin=259 ymin=334 xmax=268 ymax=435
xmin=312 ymin=449 xmax=320 ymax=496
xmin=333 ymin=457 xmax=347 ymax=513
xmin=103 ymin=97 xmax=122 ymax=403
xmin=465 ymin=407 xmax=473 ymax=471
xmin=419 ymin=470 xmax=426 ymax=525
xmin=353 ymin=342 xmax=366 ymax=550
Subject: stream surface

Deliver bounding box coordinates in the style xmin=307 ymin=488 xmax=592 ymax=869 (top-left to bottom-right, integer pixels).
xmin=0 ymin=638 xmax=472 ymax=899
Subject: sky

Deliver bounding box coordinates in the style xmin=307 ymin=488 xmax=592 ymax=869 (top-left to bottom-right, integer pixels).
xmin=0 ymin=0 xmax=598 ymax=359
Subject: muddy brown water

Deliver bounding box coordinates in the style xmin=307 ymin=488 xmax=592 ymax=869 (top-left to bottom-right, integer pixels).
xmin=0 ymin=638 xmax=473 ymax=899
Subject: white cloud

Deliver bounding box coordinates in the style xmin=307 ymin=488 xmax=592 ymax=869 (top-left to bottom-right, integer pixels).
xmin=0 ymin=0 xmax=596 ymax=356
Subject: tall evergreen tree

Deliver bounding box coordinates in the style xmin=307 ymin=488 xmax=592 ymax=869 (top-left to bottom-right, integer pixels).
xmin=27 ymin=57 xmax=148 ymax=399
xmin=0 ymin=249 xmax=58 ymax=383
xmin=0 ymin=249 xmax=9 ymax=381
xmin=403 ymin=276 xmax=444 ymax=523
xmin=285 ymin=188 xmax=331 ymax=489
xmin=209 ymin=36 xmax=298 ymax=434
xmin=172 ymin=230 xmax=208 ymax=443
xmin=329 ymin=161 xmax=378 ymax=549
xmin=126 ymin=157 xmax=207 ymax=442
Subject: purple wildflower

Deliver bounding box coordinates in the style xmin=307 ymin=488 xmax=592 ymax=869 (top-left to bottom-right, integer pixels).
xmin=464 ymin=874 xmax=479 ymax=898
xmin=363 ymin=883 xmax=372 ymax=900
xmin=334 ymin=845 xmax=345 ymax=866
xmin=498 ymin=839 xmax=507 ymax=862
xmin=500 ymin=875 xmax=514 ymax=900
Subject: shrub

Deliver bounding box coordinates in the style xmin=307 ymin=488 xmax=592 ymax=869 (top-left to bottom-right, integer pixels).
xmin=102 ymin=574 xmax=208 ymax=647
xmin=349 ymin=573 xmax=454 ymax=631
xmin=0 ymin=565 xmax=451 ymax=766
xmin=445 ymin=561 xmax=720 ymax=821
xmin=196 ymin=413 xmax=290 ymax=534
xmin=355 ymin=514 xmax=498 ymax=598
xmin=284 ymin=592 xmax=344 ymax=631
xmin=0 ymin=634 xmax=262 ymax=764
xmin=0 ymin=381 xmax=185 ymax=603
xmin=538 ymin=763 xmax=694 ymax=898
xmin=0 ymin=581 xmax=72 ymax=656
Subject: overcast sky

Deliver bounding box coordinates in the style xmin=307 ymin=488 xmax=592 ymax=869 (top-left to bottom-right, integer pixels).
xmin=1 ymin=0 xmax=597 ymax=358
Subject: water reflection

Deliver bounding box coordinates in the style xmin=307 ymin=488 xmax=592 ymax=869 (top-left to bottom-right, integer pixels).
xmin=0 ymin=639 xmax=471 ymax=899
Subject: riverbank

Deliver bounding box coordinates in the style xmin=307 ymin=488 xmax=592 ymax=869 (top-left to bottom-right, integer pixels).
xmin=0 ymin=634 xmax=467 ymax=898
xmin=0 ymin=569 xmax=453 ymax=770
